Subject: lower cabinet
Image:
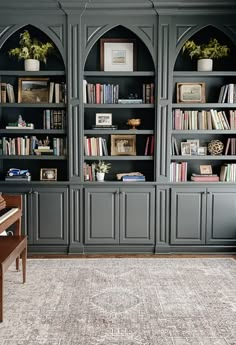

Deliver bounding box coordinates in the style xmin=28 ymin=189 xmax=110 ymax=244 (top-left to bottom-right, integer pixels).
xmin=84 ymin=187 xmax=155 ymax=247
xmin=171 ymin=187 xmax=236 ymax=246
xmin=29 ymin=187 xmax=69 ymax=249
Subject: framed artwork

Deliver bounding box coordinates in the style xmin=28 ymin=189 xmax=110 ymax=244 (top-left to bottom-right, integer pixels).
xmin=176 ymin=82 xmax=206 ymax=103
xmin=200 ymin=165 xmax=212 ymax=175
xmin=198 ymin=146 xmax=207 ymax=155
xmin=187 ymin=139 xmax=200 ymax=155
xmin=40 ymin=168 xmax=57 ymax=181
xmin=95 ymin=113 xmax=112 ymax=126
xmin=100 ymin=38 xmax=137 ymax=71
xmin=111 ymin=134 xmax=136 ymax=156
xmin=181 ymin=142 xmax=191 ymax=156
xmin=18 ymin=77 xmax=49 ymax=103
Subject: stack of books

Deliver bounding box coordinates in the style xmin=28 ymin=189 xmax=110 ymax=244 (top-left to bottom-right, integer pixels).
xmin=122 ymin=175 xmax=146 ymax=182
xmin=191 ymin=174 xmax=219 ymax=182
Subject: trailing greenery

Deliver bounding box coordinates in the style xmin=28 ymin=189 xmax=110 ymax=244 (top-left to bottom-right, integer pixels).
xmin=95 ymin=161 xmax=111 ymax=173
xmin=8 ymin=30 xmax=54 ymax=63
xmin=182 ymin=38 xmax=230 ymax=60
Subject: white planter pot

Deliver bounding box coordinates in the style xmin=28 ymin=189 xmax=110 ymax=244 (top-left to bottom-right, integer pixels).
xmin=24 ymin=59 xmax=40 ymax=71
xmin=197 ymin=58 xmax=213 ymax=72
xmin=96 ymin=172 xmax=105 ymax=182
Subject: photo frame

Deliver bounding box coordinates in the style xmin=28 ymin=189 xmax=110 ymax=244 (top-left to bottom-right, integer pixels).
xmin=40 ymin=168 xmax=57 ymax=181
xmin=200 ymin=165 xmax=212 ymax=175
xmin=177 ymin=82 xmax=206 ymax=103
xmin=111 ymin=134 xmax=136 ymax=156
xmin=100 ymin=38 xmax=137 ymax=72
xmin=18 ymin=77 xmax=49 ymax=103
xmin=198 ymin=146 xmax=207 ymax=156
xmin=95 ymin=113 xmax=112 ymax=126
xmin=187 ymin=139 xmax=200 ymax=155
xmin=181 ymin=142 xmax=191 ymax=156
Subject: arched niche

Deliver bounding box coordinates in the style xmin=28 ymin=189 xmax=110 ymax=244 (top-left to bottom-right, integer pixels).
xmin=84 ymin=25 xmax=155 ymax=72
xmin=174 ymin=25 xmax=236 ymax=72
xmin=0 ymin=24 xmax=65 ymax=71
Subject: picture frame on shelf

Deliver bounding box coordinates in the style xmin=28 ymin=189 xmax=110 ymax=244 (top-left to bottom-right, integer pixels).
xmin=187 ymin=139 xmax=199 ymax=155
xmin=40 ymin=168 xmax=57 ymax=181
xmin=176 ymin=82 xmax=206 ymax=103
xmin=111 ymin=134 xmax=136 ymax=156
xmin=95 ymin=113 xmax=112 ymax=126
xmin=100 ymin=38 xmax=137 ymax=72
xmin=181 ymin=142 xmax=191 ymax=156
xmin=200 ymin=165 xmax=212 ymax=175
xmin=18 ymin=77 xmax=49 ymax=103
xmin=198 ymin=146 xmax=207 ymax=156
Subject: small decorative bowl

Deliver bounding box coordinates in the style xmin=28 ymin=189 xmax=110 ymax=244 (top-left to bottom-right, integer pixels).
xmin=127 ymin=118 xmax=141 ymax=130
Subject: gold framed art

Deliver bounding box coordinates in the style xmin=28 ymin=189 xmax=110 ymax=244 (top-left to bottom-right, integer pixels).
xmin=176 ymin=82 xmax=206 ymax=103
xmin=18 ymin=77 xmax=49 ymax=103
xmin=111 ymin=134 xmax=136 ymax=156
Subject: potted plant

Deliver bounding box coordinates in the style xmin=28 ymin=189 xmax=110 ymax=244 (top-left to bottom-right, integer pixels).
xmin=8 ymin=30 xmax=54 ymax=71
xmin=182 ymin=38 xmax=230 ymax=71
xmin=94 ymin=160 xmax=111 ymax=181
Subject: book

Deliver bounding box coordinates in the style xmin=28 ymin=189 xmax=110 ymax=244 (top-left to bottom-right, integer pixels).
xmin=6 ymin=83 xmax=15 ymax=103
xmin=191 ymin=175 xmax=219 ymax=182
xmin=118 ymin=99 xmax=143 ymax=104
xmin=122 ymin=175 xmax=146 ymax=181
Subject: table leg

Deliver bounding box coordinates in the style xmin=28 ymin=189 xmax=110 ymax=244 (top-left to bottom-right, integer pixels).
xmin=0 ymin=265 xmax=3 ymax=322
xmin=21 ymin=247 xmax=27 ymax=283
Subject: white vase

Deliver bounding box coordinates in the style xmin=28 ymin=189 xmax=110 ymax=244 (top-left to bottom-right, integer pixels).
xmin=197 ymin=58 xmax=213 ymax=72
xmin=96 ymin=172 xmax=105 ymax=182
xmin=24 ymin=59 xmax=40 ymax=71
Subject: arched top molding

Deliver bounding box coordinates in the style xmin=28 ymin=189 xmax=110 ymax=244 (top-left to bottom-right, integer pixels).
xmin=83 ymin=23 xmax=155 ymax=70
xmin=0 ymin=23 xmax=65 ymax=64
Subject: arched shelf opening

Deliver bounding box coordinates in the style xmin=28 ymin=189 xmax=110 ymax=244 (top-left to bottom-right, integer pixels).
xmin=84 ymin=25 xmax=155 ymax=72
xmin=0 ymin=25 xmax=65 ymax=71
xmin=174 ymin=26 xmax=236 ymax=72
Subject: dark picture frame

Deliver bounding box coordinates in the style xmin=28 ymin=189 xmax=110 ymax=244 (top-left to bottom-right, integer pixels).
xmin=40 ymin=168 xmax=57 ymax=181
xmin=18 ymin=77 xmax=49 ymax=103
xmin=100 ymin=38 xmax=137 ymax=72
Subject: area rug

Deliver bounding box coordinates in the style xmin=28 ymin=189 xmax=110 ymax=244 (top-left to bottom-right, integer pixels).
xmin=1 ymin=258 xmax=236 ymax=345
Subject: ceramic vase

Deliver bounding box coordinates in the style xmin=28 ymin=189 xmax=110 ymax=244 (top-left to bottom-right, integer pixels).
xmin=96 ymin=172 xmax=105 ymax=182
xmin=24 ymin=59 xmax=40 ymax=71
xmin=197 ymin=58 xmax=213 ymax=72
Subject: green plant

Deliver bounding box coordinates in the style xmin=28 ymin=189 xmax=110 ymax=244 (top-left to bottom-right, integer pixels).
xmin=182 ymin=38 xmax=230 ymax=60
xmin=94 ymin=160 xmax=111 ymax=173
xmin=8 ymin=30 xmax=54 ymax=63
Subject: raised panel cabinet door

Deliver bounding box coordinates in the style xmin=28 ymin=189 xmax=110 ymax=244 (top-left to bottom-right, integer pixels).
xmin=206 ymin=188 xmax=236 ymax=245
xmin=171 ymin=187 xmax=206 ymax=245
xmin=84 ymin=188 xmax=119 ymax=244
xmin=119 ymin=188 xmax=155 ymax=244
xmin=31 ymin=187 xmax=68 ymax=245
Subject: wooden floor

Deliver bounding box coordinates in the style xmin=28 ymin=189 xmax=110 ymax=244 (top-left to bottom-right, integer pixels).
xmin=28 ymin=253 xmax=236 ymax=260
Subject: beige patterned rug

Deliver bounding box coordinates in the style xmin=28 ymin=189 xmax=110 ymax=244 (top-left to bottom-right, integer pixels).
xmin=1 ymin=258 xmax=236 ymax=345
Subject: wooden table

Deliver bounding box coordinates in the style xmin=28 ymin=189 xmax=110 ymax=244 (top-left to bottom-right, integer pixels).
xmin=0 ymin=235 xmax=27 ymax=322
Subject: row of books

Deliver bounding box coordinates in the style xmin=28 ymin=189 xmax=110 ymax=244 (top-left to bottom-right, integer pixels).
xmin=48 ymin=81 xmax=67 ymax=104
xmin=173 ymin=108 xmax=231 ymax=130
xmin=84 ymin=162 xmax=97 ymax=181
xmin=170 ymin=162 xmax=187 ymax=182
xmin=0 ymin=83 xmax=15 ymax=103
xmin=142 ymin=83 xmax=155 ymax=104
xmin=220 ymin=164 xmax=236 ymax=182
xmin=144 ymin=135 xmax=155 ymax=155
xmin=84 ymin=136 xmax=108 ymax=156
xmin=0 ymin=136 xmax=66 ymax=156
xmin=218 ymin=83 xmax=236 ymax=103
xmin=225 ymin=138 xmax=236 ymax=155
xmin=83 ymin=81 xmax=119 ymax=104
xmin=43 ymin=109 xmax=66 ymax=129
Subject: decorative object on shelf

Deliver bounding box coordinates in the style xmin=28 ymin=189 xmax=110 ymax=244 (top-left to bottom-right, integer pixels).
xmin=94 ymin=160 xmax=111 ymax=182
xmin=111 ymin=134 xmax=136 ymax=156
xmin=197 ymin=146 xmax=207 ymax=155
xmin=5 ymin=115 xmax=34 ymax=129
xmin=8 ymin=30 xmax=54 ymax=71
xmin=200 ymin=165 xmax=212 ymax=175
xmin=100 ymin=38 xmax=137 ymax=71
xmin=95 ymin=113 xmax=112 ymax=126
xmin=5 ymin=168 xmax=31 ymax=182
xmin=182 ymin=38 xmax=230 ymax=71
xmin=18 ymin=77 xmax=49 ymax=103
xmin=187 ymin=139 xmax=199 ymax=155
xmin=40 ymin=168 xmax=57 ymax=181
xmin=127 ymin=118 xmax=141 ymax=130
xmin=181 ymin=142 xmax=191 ymax=156
xmin=34 ymin=136 xmax=53 ymax=155
xmin=177 ymin=82 xmax=206 ymax=103
xmin=208 ymin=139 xmax=224 ymax=155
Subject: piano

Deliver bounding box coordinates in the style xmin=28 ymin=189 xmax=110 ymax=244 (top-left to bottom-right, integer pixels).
xmin=0 ymin=194 xmax=22 ymax=237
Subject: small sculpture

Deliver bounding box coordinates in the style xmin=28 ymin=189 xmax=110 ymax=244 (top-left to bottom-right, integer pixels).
xmin=127 ymin=118 xmax=141 ymax=130
xmin=208 ymin=139 xmax=224 ymax=155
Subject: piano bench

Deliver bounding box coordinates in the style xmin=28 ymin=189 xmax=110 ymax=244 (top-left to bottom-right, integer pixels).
xmin=0 ymin=235 xmax=27 ymax=322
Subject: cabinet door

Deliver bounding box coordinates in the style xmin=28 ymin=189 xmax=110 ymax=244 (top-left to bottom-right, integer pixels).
xmin=69 ymin=186 xmax=83 ymax=253
xmin=206 ymin=188 xmax=236 ymax=245
xmin=84 ymin=188 xmax=119 ymax=244
xmin=171 ymin=187 xmax=206 ymax=244
xmin=31 ymin=187 xmax=68 ymax=245
xmin=119 ymin=187 xmax=155 ymax=244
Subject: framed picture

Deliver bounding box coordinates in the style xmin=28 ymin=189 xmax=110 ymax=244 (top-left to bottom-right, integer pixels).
xmin=40 ymin=168 xmax=57 ymax=181
xmin=181 ymin=142 xmax=191 ymax=156
xmin=111 ymin=134 xmax=136 ymax=156
xmin=95 ymin=113 xmax=112 ymax=126
xmin=200 ymin=165 xmax=212 ymax=175
xmin=187 ymin=139 xmax=199 ymax=155
xmin=198 ymin=146 xmax=207 ymax=156
xmin=100 ymin=38 xmax=137 ymax=72
xmin=18 ymin=77 xmax=49 ymax=103
xmin=176 ymin=82 xmax=206 ymax=103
